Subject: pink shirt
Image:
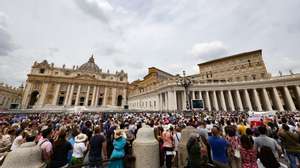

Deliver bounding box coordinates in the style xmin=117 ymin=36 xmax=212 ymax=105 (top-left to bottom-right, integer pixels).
xmin=38 ymin=137 xmax=53 ymax=161
xmin=162 ymin=131 xmax=173 ymax=148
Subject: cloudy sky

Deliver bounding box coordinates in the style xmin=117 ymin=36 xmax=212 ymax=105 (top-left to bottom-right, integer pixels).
xmin=0 ymin=0 xmax=300 ymax=86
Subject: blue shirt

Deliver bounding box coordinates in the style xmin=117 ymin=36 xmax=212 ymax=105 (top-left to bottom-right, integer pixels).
xmin=208 ymin=136 xmax=229 ymax=164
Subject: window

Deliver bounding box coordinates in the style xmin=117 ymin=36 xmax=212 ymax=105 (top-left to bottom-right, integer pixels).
xmin=40 ymin=69 xmax=45 ymax=74
xmin=252 ymin=74 xmax=256 ymax=80
xmin=248 ymin=60 xmax=251 ymax=66
xmin=55 ymin=71 xmax=58 ymax=75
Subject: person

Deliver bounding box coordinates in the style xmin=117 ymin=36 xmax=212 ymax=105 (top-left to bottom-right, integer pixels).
xmin=67 ymin=127 xmax=79 ymax=163
xmin=71 ymin=133 xmax=88 ymax=165
xmin=254 ymin=126 xmax=281 ymax=159
xmin=173 ymin=126 xmax=181 ymax=167
xmin=89 ymin=126 xmax=107 ymax=168
xmin=108 ymin=130 xmax=127 ymax=168
xmin=257 ymin=146 xmax=280 ymax=168
xmin=278 ymin=124 xmax=300 ymax=168
xmin=2 ymin=130 xmax=46 ymax=168
xmin=237 ymin=121 xmax=248 ymax=136
xmin=38 ymin=126 xmax=53 ymax=165
xmin=208 ymin=126 xmax=230 ymax=168
xmin=186 ymin=133 xmax=202 ymax=168
xmin=225 ymin=126 xmax=240 ymax=168
xmin=10 ymin=129 xmax=25 ymax=150
xmin=162 ymin=126 xmax=174 ymax=168
xmin=50 ymin=129 xmax=73 ymax=168
xmin=197 ymin=121 xmax=208 ymax=140
xmin=239 ymin=135 xmax=258 ymax=168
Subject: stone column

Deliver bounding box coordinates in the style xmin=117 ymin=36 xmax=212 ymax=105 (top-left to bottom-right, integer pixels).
xmin=212 ymin=90 xmax=219 ymax=111
xmin=283 ymin=86 xmax=296 ymax=111
xmin=111 ymin=88 xmax=117 ymax=106
xmin=191 ymin=91 xmax=195 ymax=100
xmin=21 ymin=82 xmax=32 ymax=108
xmin=103 ymin=87 xmax=107 ymax=106
xmin=182 ymin=91 xmax=187 ymax=110
xmin=95 ymin=86 xmax=100 ymax=106
xmin=205 ymin=91 xmax=211 ymax=111
xmin=75 ymin=85 xmax=81 ymax=106
xmin=52 ymin=83 xmax=61 ymax=105
xmin=122 ymin=88 xmax=127 ymax=106
xmin=178 ymin=126 xmax=198 ymax=168
xmin=228 ymin=90 xmax=235 ymax=111
xmin=295 ymin=85 xmax=300 ymax=108
xmin=262 ymin=88 xmax=272 ymax=111
xmin=199 ymin=91 xmax=203 ymax=100
xmin=174 ymin=90 xmax=177 ymax=111
xmin=64 ymin=84 xmax=70 ymax=105
xmin=91 ymin=86 xmax=96 ymax=106
xmin=157 ymin=94 xmax=161 ymax=111
xmin=84 ymin=85 xmax=90 ymax=106
xmin=133 ymin=126 xmax=159 ymax=168
xmin=220 ymin=90 xmax=227 ymax=111
xmin=67 ymin=84 xmax=74 ymax=105
xmin=272 ymin=87 xmax=284 ymax=111
xmin=253 ymin=89 xmax=262 ymax=111
xmin=244 ymin=89 xmax=253 ymax=111
xmin=38 ymin=83 xmax=49 ymax=107
xmin=235 ymin=90 xmax=244 ymax=111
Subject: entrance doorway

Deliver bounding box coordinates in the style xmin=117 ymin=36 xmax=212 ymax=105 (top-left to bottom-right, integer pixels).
xmin=28 ymin=91 xmax=39 ymax=108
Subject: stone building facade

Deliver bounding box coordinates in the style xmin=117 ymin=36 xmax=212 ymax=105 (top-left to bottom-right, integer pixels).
xmin=0 ymin=83 xmax=23 ymax=109
xmin=128 ymin=50 xmax=300 ymax=112
xmin=21 ymin=56 xmax=128 ymax=110
xmin=197 ymin=50 xmax=271 ymax=82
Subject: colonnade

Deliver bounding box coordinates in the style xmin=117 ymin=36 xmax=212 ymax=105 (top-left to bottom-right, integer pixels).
xmin=129 ymin=85 xmax=300 ymax=112
xmin=188 ymin=85 xmax=299 ymax=111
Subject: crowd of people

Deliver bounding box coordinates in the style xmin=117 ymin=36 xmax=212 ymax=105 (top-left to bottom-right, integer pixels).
xmin=0 ymin=110 xmax=299 ymax=168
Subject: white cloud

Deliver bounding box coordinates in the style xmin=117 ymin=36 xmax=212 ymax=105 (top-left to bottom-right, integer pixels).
xmin=190 ymin=41 xmax=228 ymax=61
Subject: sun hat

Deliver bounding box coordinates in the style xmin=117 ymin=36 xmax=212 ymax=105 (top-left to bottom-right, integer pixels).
xmin=75 ymin=133 xmax=88 ymax=143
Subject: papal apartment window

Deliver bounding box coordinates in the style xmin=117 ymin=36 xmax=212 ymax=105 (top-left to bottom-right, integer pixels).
xmin=40 ymin=69 xmax=45 ymax=74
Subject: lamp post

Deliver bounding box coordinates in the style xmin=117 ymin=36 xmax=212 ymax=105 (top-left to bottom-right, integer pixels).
xmin=176 ymin=70 xmax=193 ymax=111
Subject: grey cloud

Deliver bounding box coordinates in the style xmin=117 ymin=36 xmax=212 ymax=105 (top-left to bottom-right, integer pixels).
xmin=73 ymin=0 xmax=111 ymax=23
xmin=113 ymin=58 xmax=144 ymax=70
xmin=190 ymin=41 xmax=228 ymax=62
xmin=0 ymin=13 xmax=16 ymax=56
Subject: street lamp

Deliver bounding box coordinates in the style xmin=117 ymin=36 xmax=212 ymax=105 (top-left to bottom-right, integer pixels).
xmin=176 ymin=70 xmax=193 ymax=111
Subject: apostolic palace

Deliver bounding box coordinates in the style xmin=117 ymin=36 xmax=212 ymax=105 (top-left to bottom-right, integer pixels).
xmin=1 ymin=49 xmax=300 ymax=113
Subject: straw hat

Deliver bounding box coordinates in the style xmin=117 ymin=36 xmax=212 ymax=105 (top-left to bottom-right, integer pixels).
xmin=75 ymin=133 xmax=88 ymax=143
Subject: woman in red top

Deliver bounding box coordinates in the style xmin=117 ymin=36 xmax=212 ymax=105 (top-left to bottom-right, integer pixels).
xmin=240 ymin=135 xmax=258 ymax=168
